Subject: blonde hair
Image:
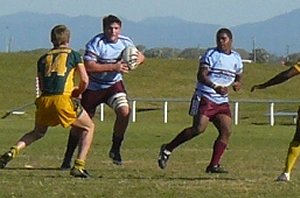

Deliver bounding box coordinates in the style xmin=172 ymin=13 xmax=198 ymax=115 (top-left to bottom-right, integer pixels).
xmin=51 ymin=25 xmax=70 ymax=47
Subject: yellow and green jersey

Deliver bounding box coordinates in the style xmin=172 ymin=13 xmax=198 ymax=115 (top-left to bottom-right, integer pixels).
xmin=294 ymin=62 xmax=300 ymax=73
xmin=37 ymin=48 xmax=83 ymax=96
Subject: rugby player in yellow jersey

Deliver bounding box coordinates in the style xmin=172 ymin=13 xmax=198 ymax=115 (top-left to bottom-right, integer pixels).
xmin=251 ymin=62 xmax=300 ymax=182
xmin=0 ymin=25 xmax=95 ymax=178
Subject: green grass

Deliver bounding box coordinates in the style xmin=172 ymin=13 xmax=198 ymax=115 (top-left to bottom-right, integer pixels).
xmin=0 ymin=115 xmax=299 ymax=198
xmin=1 ymin=52 xmax=300 ymax=197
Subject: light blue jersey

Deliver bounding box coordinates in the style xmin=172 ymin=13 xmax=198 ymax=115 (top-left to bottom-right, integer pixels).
xmin=84 ymin=33 xmax=134 ymax=90
xmin=196 ymin=48 xmax=243 ymax=104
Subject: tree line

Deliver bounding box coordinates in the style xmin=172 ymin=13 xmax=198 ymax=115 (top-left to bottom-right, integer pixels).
xmin=10 ymin=46 xmax=300 ymax=65
xmin=136 ymin=45 xmax=300 ymax=65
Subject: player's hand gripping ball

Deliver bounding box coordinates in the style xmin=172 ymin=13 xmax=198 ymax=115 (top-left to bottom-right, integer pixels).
xmin=121 ymin=46 xmax=139 ymax=70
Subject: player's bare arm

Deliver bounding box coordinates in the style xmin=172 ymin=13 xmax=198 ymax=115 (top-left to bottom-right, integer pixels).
xmin=251 ymin=67 xmax=299 ymax=92
xmin=72 ymin=63 xmax=89 ymax=98
xmin=84 ymin=60 xmax=129 ymax=73
xmin=37 ymin=72 xmax=44 ymax=92
xmin=197 ymin=65 xmax=228 ymax=95
xmin=233 ymin=74 xmax=242 ymax=91
xmin=197 ymin=65 xmax=214 ymax=87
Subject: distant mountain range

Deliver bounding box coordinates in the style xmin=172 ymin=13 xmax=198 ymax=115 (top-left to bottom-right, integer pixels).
xmin=1 ymin=10 xmax=300 ymax=55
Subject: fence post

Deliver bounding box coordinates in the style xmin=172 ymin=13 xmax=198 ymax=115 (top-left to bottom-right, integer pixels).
xmin=270 ymin=102 xmax=274 ymax=126
xmin=35 ymin=76 xmax=40 ymax=98
xmin=164 ymin=101 xmax=168 ymax=123
xmin=100 ymin=103 xmax=104 ymax=122
xmin=132 ymin=100 xmax=136 ymax=122
xmin=234 ymin=102 xmax=239 ymax=125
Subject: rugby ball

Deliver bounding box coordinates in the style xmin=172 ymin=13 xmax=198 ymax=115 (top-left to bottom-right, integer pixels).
xmin=121 ymin=46 xmax=139 ymax=70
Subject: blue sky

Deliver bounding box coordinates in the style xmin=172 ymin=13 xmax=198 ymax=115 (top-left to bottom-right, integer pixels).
xmin=1 ymin=0 xmax=300 ymax=26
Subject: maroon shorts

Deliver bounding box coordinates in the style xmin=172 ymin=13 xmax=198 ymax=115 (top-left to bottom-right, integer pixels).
xmin=81 ymin=81 xmax=127 ymax=118
xmin=198 ymin=97 xmax=231 ymax=120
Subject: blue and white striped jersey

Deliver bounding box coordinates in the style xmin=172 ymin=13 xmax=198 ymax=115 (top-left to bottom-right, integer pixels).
xmin=196 ymin=47 xmax=243 ymax=104
xmin=84 ymin=33 xmax=134 ymax=90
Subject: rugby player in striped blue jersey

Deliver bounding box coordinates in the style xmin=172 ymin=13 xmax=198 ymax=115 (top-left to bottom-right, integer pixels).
xmin=158 ymin=28 xmax=243 ymax=173
xmin=60 ymin=15 xmax=144 ymax=168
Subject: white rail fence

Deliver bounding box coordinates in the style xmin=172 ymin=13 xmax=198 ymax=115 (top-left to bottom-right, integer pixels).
xmin=97 ymin=98 xmax=300 ymax=126
xmin=230 ymin=99 xmax=299 ymax=126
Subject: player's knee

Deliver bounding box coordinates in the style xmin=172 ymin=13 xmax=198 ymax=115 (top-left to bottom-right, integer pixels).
xmin=119 ymin=107 xmax=131 ymax=117
xmin=193 ymin=126 xmax=205 ymax=136
xmin=224 ymin=129 xmax=232 ymax=136
xmin=84 ymin=120 xmax=95 ymax=134
xmin=79 ymin=122 xmax=95 ymax=137
xmin=90 ymin=122 xmax=95 ymax=132
xmin=220 ymin=130 xmax=232 ymax=141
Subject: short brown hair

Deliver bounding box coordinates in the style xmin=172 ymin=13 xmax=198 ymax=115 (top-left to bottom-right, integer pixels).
xmin=51 ymin=25 xmax=70 ymax=47
xmin=102 ymin=15 xmax=122 ymax=30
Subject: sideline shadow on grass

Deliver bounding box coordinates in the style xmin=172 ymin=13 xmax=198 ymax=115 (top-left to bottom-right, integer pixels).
xmin=166 ymin=176 xmax=237 ymax=181
xmin=94 ymin=175 xmax=238 ymax=181
xmin=136 ymin=107 xmax=161 ymax=113
xmin=2 ymin=167 xmax=61 ymax=171
xmin=1 ymin=167 xmax=239 ymax=181
xmin=252 ymin=122 xmax=295 ymax=126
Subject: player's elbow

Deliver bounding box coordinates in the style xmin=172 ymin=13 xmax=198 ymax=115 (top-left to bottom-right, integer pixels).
xmin=84 ymin=60 xmax=97 ymax=72
xmin=79 ymin=75 xmax=89 ymax=90
xmin=82 ymin=76 xmax=89 ymax=88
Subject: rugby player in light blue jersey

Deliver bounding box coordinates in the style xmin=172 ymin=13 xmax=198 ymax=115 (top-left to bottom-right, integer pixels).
xmin=158 ymin=28 xmax=243 ymax=173
xmin=61 ymin=15 xmax=145 ymax=168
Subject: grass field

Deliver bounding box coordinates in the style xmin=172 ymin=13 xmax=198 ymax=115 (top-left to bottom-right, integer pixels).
xmin=0 ymin=114 xmax=299 ymax=198
xmin=1 ymin=52 xmax=300 ymax=197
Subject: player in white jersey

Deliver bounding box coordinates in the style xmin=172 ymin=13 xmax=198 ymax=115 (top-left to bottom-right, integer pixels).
xmin=60 ymin=15 xmax=144 ymax=168
xmin=158 ymin=28 xmax=243 ymax=173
